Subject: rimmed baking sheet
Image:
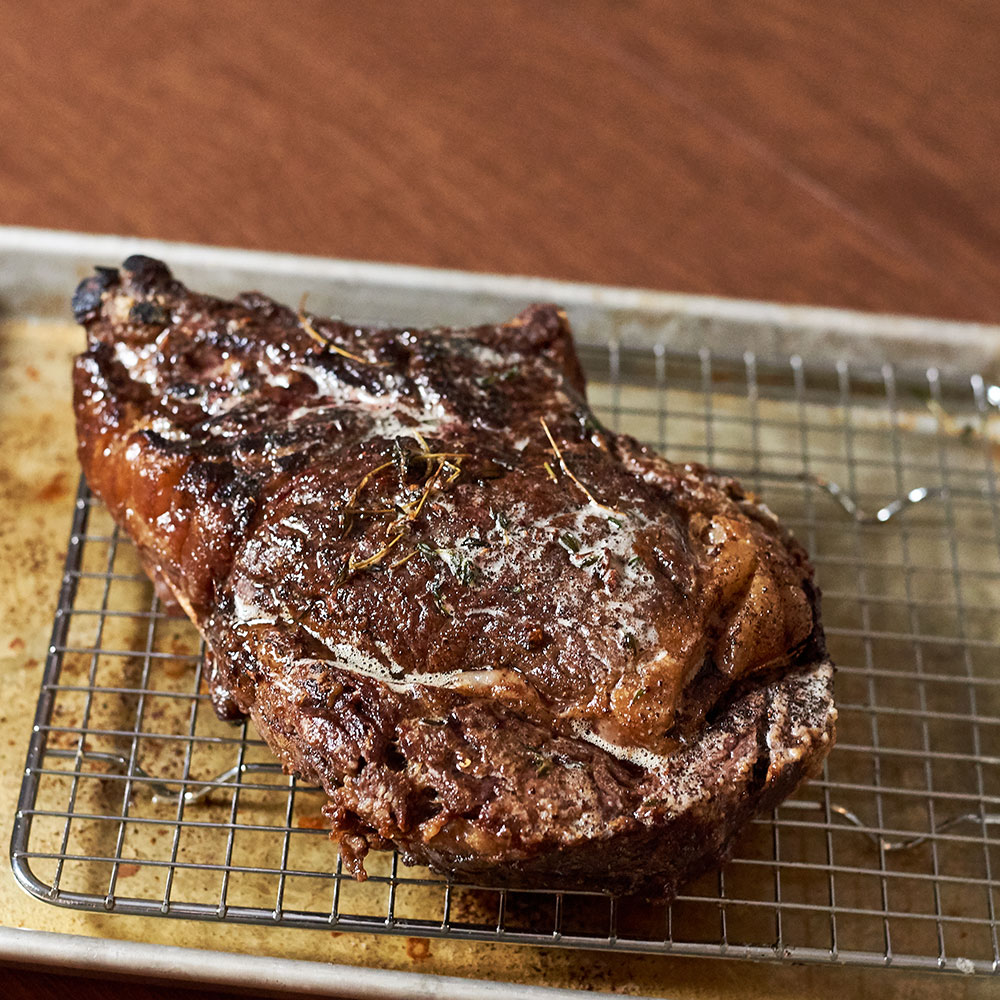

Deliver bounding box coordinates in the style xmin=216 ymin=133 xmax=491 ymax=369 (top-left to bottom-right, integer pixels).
xmin=4 ymin=226 xmax=1000 ymax=994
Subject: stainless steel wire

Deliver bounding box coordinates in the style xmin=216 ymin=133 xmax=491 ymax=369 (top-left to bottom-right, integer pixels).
xmin=10 ymin=344 xmax=1000 ymax=975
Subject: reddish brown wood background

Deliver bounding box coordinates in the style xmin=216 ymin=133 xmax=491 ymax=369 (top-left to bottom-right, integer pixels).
xmin=3 ymin=1 xmax=1000 ymax=324
xmin=2 ymin=2 xmax=999 ymax=998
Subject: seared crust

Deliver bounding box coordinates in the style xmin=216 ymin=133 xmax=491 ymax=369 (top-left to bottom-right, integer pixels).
xmin=72 ymin=257 xmax=836 ymax=896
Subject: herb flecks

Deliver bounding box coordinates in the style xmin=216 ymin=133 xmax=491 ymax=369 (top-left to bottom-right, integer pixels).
xmin=526 ymin=748 xmax=553 ymax=777
xmin=437 ymin=547 xmax=480 ymax=586
xmin=430 ymin=581 xmax=453 ymax=617
xmin=415 ymin=542 xmax=482 ymax=586
xmin=492 ymin=509 xmax=511 ymax=545
xmin=559 ymin=532 xmax=581 ymax=553
xmin=476 ymin=365 xmax=521 ymax=388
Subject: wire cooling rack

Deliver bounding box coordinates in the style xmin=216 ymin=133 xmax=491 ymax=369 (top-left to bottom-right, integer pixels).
xmin=11 ymin=342 xmax=1000 ymax=976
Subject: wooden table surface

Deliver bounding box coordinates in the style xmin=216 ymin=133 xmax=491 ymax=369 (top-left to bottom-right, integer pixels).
xmin=2 ymin=2 xmax=999 ymax=998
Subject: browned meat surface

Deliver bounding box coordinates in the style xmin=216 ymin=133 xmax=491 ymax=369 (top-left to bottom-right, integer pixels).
xmin=72 ymin=256 xmax=836 ymax=895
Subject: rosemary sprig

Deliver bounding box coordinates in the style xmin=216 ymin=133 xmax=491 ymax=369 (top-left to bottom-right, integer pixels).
xmin=346 ymin=461 xmax=394 ymax=508
xmin=401 ymin=457 xmax=448 ymax=520
xmin=341 ymin=446 xmax=468 ymax=578
xmin=348 ymin=531 xmax=405 ymax=573
xmin=342 ymin=460 xmax=395 ymax=535
xmin=297 ymin=301 xmax=387 ymax=366
xmin=539 ymin=417 xmax=622 ymax=515
xmin=390 ymin=549 xmax=419 ymax=569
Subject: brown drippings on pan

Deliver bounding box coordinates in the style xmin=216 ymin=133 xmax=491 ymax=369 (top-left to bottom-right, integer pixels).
xmin=296 ymin=814 xmax=328 ymax=830
xmin=405 ymin=937 xmax=432 ymax=962
xmin=35 ymin=471 xmax=68 ymax=502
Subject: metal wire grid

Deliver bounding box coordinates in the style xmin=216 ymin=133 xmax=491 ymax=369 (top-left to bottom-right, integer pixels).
xmin=10 ymin=343 xmax=1000 ymax=975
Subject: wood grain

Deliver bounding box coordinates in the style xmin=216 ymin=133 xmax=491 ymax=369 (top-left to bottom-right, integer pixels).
xmin=0 ymin=968 xmax=227 ymax=1000
xmin=2 ymin=2 xmax=999 ymax=998
xmin=1 ymin=1 xmax=998 ymax=322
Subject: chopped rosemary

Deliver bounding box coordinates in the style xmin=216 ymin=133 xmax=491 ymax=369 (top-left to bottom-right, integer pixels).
xmin=493 ymin=509 xmax=511 ymax=545
xmin=400 ymin=457 xmax=452 ymax=520
xmin=476 ymin=365 xmax=521 ymax=388
xmin=629 ymin=684 xmax=646 ymax=705
xmin=430 ymin=581 xmax=453 ymax=617
xmin=559 ymin=532 xmax=581 ymax=553
xmin=527 ymin=749 xmax=552 ymax=776
xmin=437 ymin=548 xmax=478 ymax=586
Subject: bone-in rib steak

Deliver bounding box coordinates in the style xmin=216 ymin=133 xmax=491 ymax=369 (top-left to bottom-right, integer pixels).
xmin=72 ymin=256 xmax=835 ymax=896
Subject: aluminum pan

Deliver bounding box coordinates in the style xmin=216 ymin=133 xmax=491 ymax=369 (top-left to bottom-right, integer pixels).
xmin=2 ymin=224 xmax=994 ymax=997
xmin=0 ymin=927 xmax=642 ymax=1000
xmin=1 ymin=226 xmax=998 ymax=380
